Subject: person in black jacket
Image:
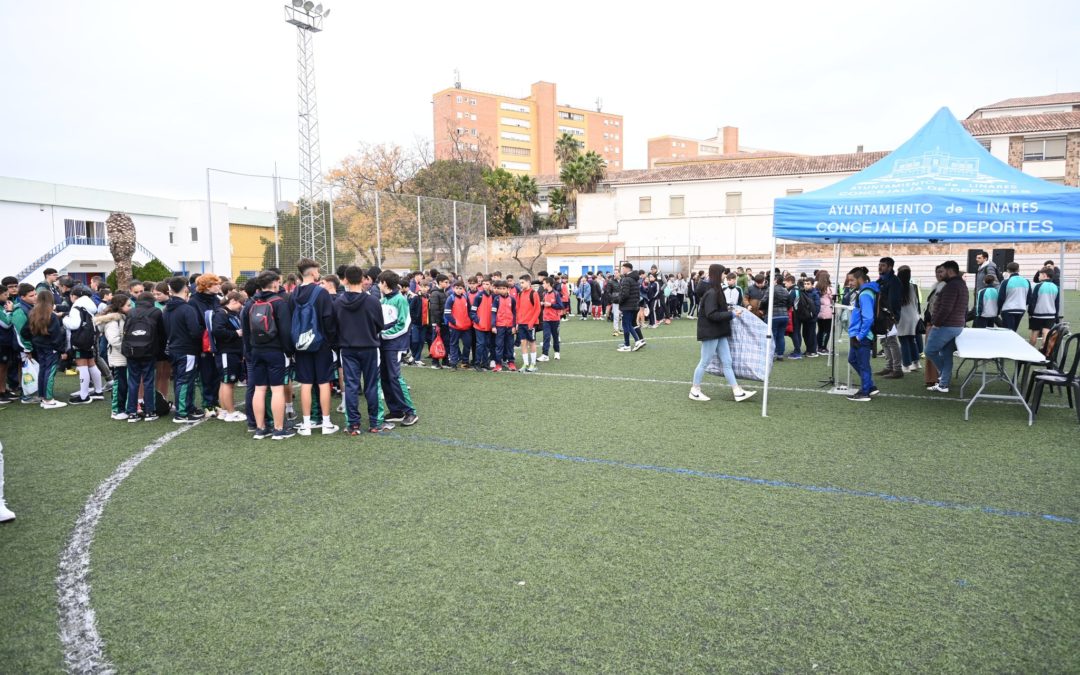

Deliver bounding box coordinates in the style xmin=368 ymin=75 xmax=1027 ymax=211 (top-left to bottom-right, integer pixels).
xmin=876 ymin=257 xmax=904 ymax=379
xmin=240 ymin=271 xmax=295 ymax=440
xmin=616 ymin=263 xmax=646 ymax=351
xmin=427 ymin=274 xmax=450 ymax=368
xmin=335 ymin=265 xmax=388 ymax=434
xmin=690 ymin=265 xmax=755 ymax=403
xmin=162 ymin=276 xmax=204 ymax=422
xmin=211 ymin=291 xmax=245 ymax=422
xmin=189 ymin=274 xmax=223 ymax=415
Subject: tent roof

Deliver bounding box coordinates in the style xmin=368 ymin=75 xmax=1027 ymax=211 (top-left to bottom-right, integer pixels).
xmin=772 ymin=108 xmax=1080 ymax=244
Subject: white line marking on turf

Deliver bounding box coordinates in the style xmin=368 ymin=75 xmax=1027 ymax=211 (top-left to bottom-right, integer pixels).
xmin=529 ymin=370 xmax=1068 ymax=409
xmin=559 ymin=335 xmax=694 ymax=346
xmin=57 ymin=420 xmax=205 ymax=675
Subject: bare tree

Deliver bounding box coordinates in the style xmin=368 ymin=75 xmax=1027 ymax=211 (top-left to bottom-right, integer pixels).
xmin=511 ymin=233 xmax=562 ymax=276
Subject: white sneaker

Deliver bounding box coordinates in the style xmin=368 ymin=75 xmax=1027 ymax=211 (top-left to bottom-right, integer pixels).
xmin=223 ymin=411 xmax=246 ymax=422
xmin=929 ymin=383 xmax=950 ymax=393
xmin=689 ymin=389 xmax=711 ymax=402
xmin=554 ymin=352 xmax=560 ymax=360
xmin=296 ymin=422 xmax=314 ymax=437
xmin=111 ymin=412 xmax=129 ymax=420
xmin=734 ymin=390 xmax=757 ymax=402
xmin=322 ymin=423 xmax=340 ymax=435
xmin=616 ymin=345 xmax=632 ymax=352
xmin=537 ymin=355 xmax=549 ymax=362
xmin=632 ymin=340 xmax=646 ymax=351
xmin=337 ymin=402 xmax=345 ymax=413
xmin=40 ymin=400 xmax=67 ymax=409
xmin=489 ymin=360 xmax=497 ymax=369
xmin=0 ymin=503 xmax=14 ymax=523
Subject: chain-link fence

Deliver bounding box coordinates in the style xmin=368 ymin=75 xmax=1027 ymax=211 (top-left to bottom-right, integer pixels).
xmin=207 ymin=168 xmax=488 ymax=281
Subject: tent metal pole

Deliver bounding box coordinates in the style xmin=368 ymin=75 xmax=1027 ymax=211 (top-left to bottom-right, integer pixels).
xmin=830 ymin=243 xmax=841 ymax=381
xmin=761 ymin=237 xmax=778 ymax=418
xmin=1061 ymin=241 xmax=1067 ymax=322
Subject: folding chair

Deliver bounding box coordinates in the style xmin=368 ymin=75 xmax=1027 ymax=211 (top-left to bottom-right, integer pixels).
xmin=1029 ymin=333 xmax=1080 ymax=424
xmin=1020 ymin=323 xmax=1068 ymax=397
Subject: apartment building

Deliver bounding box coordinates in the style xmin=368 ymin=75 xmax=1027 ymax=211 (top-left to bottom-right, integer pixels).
xmin=432 ymin=81 xmax=623 ymax=175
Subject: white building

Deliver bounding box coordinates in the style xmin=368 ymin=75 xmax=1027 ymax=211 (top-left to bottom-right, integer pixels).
xmin=0 ymin=176 xmax=271 ymax=284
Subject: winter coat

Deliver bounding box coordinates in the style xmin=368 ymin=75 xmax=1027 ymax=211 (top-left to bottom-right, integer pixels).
xmin=618 ymin=273 xmax=641 ymax=312
xmin=897 ymin=282 xmax=921 ymax=337
xmin=931 ymin=276 xmax=968 ymax=328
xmin=94 ymin=312 xmax=127 ymax=367
xmin=696 ymin=288 xmax=733 ymax=341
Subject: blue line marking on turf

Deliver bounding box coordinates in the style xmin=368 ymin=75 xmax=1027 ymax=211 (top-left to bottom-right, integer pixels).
xmin=389 ymin=433 xmax=1075 ymax=525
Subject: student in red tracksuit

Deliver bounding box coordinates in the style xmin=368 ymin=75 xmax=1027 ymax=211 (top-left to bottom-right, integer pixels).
xmin=443 ymin=281 xmax=473 ymax=369
xmin=539 ymin=276 xmax=564 ymax=361
xmin=490 ymin=280 xmax=517 ymax=372
xmin=469 ymin=277 xmax=494 ymax=372
xmin=559 ymin=276 xmax=571 ymax=321
xmin=516 ymin=274 xmax=541 ymax=372
xmin=465 ymin=278 xmax=480 ymax=367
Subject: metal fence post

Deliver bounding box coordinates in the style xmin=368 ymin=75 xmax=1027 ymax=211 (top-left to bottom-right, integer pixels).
xmin=374 ymin=190 xmax=382 ymax=267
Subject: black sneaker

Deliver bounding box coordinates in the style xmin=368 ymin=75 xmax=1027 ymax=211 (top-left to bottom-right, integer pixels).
xmin=384 ymin=413 xmax=406 ymax=423
xmin=189 ymin=408 xmax=206 ymax=418
xmin=252 ymin=428 xmax=270 ymax=440
xmin=346 ymin=425 xmax=362 ymax=436
xmin=401 ymin=413 xmax=419 ymax=427
xmin=88 ymin=391 xmax=105 ymax=401
xmin=143 ymin=413 xmax=159 ymax=422
xmin=247 ymin=425 xmax=258 ymax=433
xmin=68 ymin=395 xmax=92 ymax=405
xmin=868 ymin=388 xmax=881 ymax=397
xmin=847 ymin=392 xmax=872 ymax=402
xmin=173 ymin=414 xmax=198 ymax=424
xmin=272 ymin=428 xmax=296 ymax=441
xmin=127 ymin=415 xmax=142 ymax=423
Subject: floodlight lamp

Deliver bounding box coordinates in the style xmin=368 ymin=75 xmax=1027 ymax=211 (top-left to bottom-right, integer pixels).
xmin=292 ymin=0 xmax=302 ymax=6
xmin=314 ymin=3 xmax=323 ymax=13
xmin=323 ymin=8 xmax=331 ymax=16
xmin=303 ymin=1 xmax=314 ymax=10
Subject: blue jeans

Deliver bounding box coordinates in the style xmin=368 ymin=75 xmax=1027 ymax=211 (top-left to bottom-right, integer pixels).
xmin=924 ymin=326 xmax=963 ymax=387
xmin=770 ymin=316 xmax=789 ymax=356
xmin=847 ymin=337 xmax=874 ymax=394
xmin=693 ymin=338 xmax=737 ymax=387
xmin=622 ymin=310 xmax=642 ymax=346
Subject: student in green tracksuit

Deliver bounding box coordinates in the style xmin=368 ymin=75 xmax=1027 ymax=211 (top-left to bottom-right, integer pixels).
xmin=377 ymin=270 xmax=418 ymax=427
xmin=10 ymin=284 xmax=38 ymax=403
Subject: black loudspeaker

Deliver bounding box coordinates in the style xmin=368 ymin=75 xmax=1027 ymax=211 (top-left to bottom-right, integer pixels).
xmin=967 ymin=249 xmax=981 ymax=274
xmin=992 ymin=248 xmax=1015 ymax=272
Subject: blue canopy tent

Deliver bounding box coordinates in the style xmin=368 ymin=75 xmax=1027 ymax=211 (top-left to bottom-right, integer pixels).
xmin=762 ymin=107 xmax=1080 ymax=416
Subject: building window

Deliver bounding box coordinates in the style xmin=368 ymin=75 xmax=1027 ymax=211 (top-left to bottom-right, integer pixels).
xmin=455 ymin=112 xmax=463 ymax=119
xmin=469 ymin=98 xmax=477 ymax=105
xmin=1046 ymin=177 xmax=1066 ymax=184
xmin=604 ymin=119 xmax=609 ymax=125
xmin=615 ymin=121 xmax=620 ymax=127
xmin=558 ymin=125 xmax=584 ymax=136
xmin=557 ymin=111 xmax=584 ymax=121
xmin=603 ymin=133 xmax=609 ymax=139
xmin=726 ymin=192 xmax=742 ymax=214
xmin=169 ymin=227 xmax=176 ymax=245
xmin=1023 ymin=136 xmax=1066 ymax=161
xmin=455 ymin=95 xmax=462 ymax=103
xmin=669 ymin=195 xmax=685 ymax=216
xmin=191 ymin=227 xmax=199 ymax=242
xmin=786 ymin=189 xmax=803 ymax=196
xmin=470 ymin=128 xmax=478 ymax=137
xmin=500 ymin=102 xmax=530 ymax=113
xmin=63 ymin=219 xmax=107 ymax=244
xmin=500 ymin=161 xmax=531 ymax=171
xmin=500 ymin=131 xmax=530 ymax=142
xmin=672 ymin=141 xmax=677 ymax=147
xmin=471 ymin=113 xmax=477 ymax=121
xmin=501 ymin=146 xmax=531 ymax=157
xmin=501 ymin=117 xmax=531 ymax=128
xmin=639 ymin=197 xmax=651 ymax=213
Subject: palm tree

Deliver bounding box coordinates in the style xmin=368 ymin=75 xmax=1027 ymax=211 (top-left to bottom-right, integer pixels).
xmin=548 ymin=187 xmax=569 ymax=228
xmin=554 ymin=132 xmax=582 ymax=166
xmin=579 ymin=151 xmax=607 ymax=193
xmin=515 ymin=175 xmax=539 ymax=233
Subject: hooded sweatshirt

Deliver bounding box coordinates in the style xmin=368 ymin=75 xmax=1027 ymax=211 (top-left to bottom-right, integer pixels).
xmin=162 ymin=296 xmax=202 ymax=357
xmin=849 ymin=281 xmax=880 ymax=341
xmin=334 ymin=290 xmax=385 ymax=349
xmin=290 ymin=283 xmax=338 ymax=350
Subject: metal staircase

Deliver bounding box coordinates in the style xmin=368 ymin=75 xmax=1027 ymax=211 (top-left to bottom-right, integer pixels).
xmin=17 ymin=238 xmax=177 ymax=282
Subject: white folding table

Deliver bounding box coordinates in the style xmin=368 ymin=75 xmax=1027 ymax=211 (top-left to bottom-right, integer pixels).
xmin=954 ymin=328 xmax=1046 ymax=426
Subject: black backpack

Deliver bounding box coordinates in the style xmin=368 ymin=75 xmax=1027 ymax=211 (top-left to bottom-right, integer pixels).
xmin=69 ymin=307 xmax=96 ymax=352
xmin=122 ymin=307 xmax=160 ymax=360
xmin=249 ymin=296 xmax=283 ymax=346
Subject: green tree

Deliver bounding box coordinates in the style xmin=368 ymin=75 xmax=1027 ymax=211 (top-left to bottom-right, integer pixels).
xmin=410 ymin=159 xmax=495 ymax=268
xmin=547 ymin=188 xmax=570 ymax=229
xmin=515 ymin=174 xmax=539 ymax=234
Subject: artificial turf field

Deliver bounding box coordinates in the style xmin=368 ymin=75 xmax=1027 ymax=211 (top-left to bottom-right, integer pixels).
xmin=2 ymin=295 xmax=1078 ymax=673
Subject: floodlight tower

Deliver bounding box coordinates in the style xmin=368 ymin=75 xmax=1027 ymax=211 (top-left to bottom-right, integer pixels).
xmin=284 ymin=0 xmax=331 ymax=265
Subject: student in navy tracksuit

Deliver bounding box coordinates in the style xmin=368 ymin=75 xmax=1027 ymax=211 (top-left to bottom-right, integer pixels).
xmin=444 ymin=281 xmax=473 ymax=369
xmin=161 ymin=277 xmax=203 ymax=422
xmin=539 ymin=276 xmax=564 ymax=361
xmin=290 ymin=258 xmax=340 ymax=436
xmin=211 ymin=291 xmax=245 ymax=421
xmin=335 ymin=266 xmax=387 ymax=434
xmin=470 ymin=278 xmax=495 ymax=371
xmin=408 ymin=283 xmax=431 ymax=366
xmin=491 ymin=280 xmax=517 ymax=371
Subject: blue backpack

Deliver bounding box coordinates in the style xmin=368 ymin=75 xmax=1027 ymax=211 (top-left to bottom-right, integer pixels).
xmin=290 ymin=285 xmax=324 ymax=352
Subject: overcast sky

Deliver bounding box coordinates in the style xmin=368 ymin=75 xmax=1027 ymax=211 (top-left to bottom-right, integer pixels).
xmin=2 ymin=0 xmax=1078 ymax=209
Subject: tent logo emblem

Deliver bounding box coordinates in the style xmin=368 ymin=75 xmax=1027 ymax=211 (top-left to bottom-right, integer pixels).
xmin=891 ymin=149 xmax=979 ymax=180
